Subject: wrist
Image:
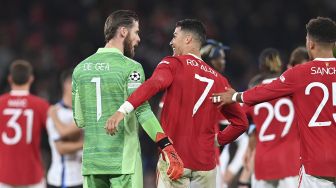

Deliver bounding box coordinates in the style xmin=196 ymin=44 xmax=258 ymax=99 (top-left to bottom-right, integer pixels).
xmin=232 ymin=92 xmax=238 ymax=102
xmin=117 ymin=101 xmax=134 ymax=115
xmin=232 ymin=92 xmax=243 ymax=103
xmin=155 ymin=132 xmax=172 ymax=150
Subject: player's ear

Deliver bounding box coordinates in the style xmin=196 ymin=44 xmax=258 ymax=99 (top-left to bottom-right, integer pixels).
xmin=306 ymin=35 xmax=314 ymax=50
xmin=29 ymin=75 xmax=34 ymax=84
xmin=120 ymin=26 xmax=128 ymax=38
xmin=7 ymin=75 xmax=12 ymax=84
xmin=185 ymin=34 xmax=192 ymax=45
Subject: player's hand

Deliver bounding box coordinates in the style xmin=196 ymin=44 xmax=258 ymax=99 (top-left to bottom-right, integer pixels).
xmin=162 ymin=145 xmax=184 ymax=180
xmin=156 ymin=133 xmax=184 ymax=180
xmin=105 ymin=111 xmax=125 ymax=136
xmin=243 ymin=147 xmax=255 ymax=172
xmin=243 ymin=147 xmax=251 ymax=170
xmin=211 ymin=88 xmax=236 ymax=108
xmin=223 ymin=169 xmax=234 ymax=184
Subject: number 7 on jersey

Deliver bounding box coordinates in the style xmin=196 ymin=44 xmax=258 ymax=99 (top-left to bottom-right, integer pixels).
xmin=193 ymin=74 xmax=214 ymax=116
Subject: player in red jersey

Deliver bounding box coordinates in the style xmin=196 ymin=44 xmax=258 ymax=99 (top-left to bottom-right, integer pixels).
xmin=237 ymin=46 xmax=309 ymax=188
xmin=212 ymin=17 xmax=336 ymax=188
xmin=106 ymin=19 xmax=248 ymax=187
xmin=0 ymin=60 xmax=49 ymax=188
xmin=246 ymin=48 xmax=308 ymax=188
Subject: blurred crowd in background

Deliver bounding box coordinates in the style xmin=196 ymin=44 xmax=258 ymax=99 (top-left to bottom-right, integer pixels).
xmin=0 ymin=0 xmax=336 ymax=187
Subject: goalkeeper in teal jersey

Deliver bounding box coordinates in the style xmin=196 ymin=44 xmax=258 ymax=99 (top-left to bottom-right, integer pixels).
xmin=72 ymin=10 xmax=183 ymax=188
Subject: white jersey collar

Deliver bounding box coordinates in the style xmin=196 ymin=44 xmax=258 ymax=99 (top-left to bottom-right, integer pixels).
xmin=314 ymin=58 xmax=336 ymax=61
xmin=187 ymin=53 xmax=203 ymax=61
xmin=10 ymin=90 xmax=29 ymax=96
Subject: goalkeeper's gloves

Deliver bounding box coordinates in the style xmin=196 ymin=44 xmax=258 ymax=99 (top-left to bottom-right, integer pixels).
xmin=156 ymin=132 xmax=184 ymax=180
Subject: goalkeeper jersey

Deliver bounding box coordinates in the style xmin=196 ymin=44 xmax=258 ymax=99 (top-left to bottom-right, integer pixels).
xmin=72 ymin=48 xmax=156 ymax=175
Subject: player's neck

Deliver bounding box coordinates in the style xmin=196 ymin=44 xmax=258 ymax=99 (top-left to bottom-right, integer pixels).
xmin=105 ymin=40 xmax=124 ymax=54
xmin=11 ymin=84 xmax=30 ymax=92
xmin=313 ymin=49 xmax=334 ymax=59
xmin=184 ymin=48 xmax=201 ymax=59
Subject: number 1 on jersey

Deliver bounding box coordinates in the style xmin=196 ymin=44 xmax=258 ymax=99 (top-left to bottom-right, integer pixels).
xmin=91 ymin=77 xmax=102 ymax=121
xmin=193 ymin=74 xmax=214 ymax=116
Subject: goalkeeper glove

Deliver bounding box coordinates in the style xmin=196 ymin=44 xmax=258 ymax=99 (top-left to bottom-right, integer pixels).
xmin=156 ymin=132 xmax=184 ymax=180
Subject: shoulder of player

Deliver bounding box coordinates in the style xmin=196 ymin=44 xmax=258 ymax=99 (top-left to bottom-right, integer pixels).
xmin=77 ymin=52 xmax=137 ymax=67
xmin=28 ymin=94 xmax=50 ymax=107
xmin=249 ymin=73 xmax=279 ymax=88
xmin=122 ymin=56 xmax=140 ymax=65
xmin=0 ymin=93 xmax=9 ymax=99
xmin=159 ymin=55 xmax=193 ymax=66
xmin=0 ymin=93 xmax=9 ymax=104
xmin=160 ymin=55 xmax=180 ymax=63
xmin=216 ymin=73 xmax=230 ymax=85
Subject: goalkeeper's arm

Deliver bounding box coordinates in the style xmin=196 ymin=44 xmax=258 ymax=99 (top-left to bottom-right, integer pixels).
xmin=135 ymin=105 xmax=184 ymax=180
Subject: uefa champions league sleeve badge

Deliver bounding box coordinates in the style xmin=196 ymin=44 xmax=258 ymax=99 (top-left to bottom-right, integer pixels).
xmin=129 ymin=71 xmax=141 ymax=82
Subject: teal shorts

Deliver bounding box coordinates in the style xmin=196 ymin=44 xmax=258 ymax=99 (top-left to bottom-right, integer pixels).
xmin=83 ymin=155 xmax=143 ymax=188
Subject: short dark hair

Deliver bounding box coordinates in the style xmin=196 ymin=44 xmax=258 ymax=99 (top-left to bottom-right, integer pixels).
xmin=306 ymin=17 xmax=336 ymax=43
xmin=259 ymin=48 xmax=282 ymax=74
xmin=9 ymin=60 xmax=33 ymax=85
xmin=288 ymin=47 xmax=309 ymax=67
xmin=176 ymin=19 xmax=206 ymax=47
xmin=104 ymin=10 xmax=139 ymax=43
xmin=60 ymin=68 xmax=73 ymax=86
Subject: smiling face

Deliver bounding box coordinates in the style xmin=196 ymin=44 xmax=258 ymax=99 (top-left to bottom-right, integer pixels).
xmin=169 ymin=26 xmax=186 ymax=56
xmin=124 ymin=21 xmax=140 ymax=58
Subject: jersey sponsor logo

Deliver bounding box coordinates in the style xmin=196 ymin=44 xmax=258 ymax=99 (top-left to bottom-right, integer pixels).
xmin=129 ymin=71 xmax=141 ymax=81
xmin=311 ymin=66 xmax=336 ymax=75
xmin=186 ymin=59 xmax=218 ymax=77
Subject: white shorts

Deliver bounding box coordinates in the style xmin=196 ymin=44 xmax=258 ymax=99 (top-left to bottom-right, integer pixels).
xmin=156 ymin=156 xmax=217 ymax=188
xmin=0 ymin=178 xmax=46 ymax=188
xmin=215 ymin=165 xmax=228 ymax=188
xmin=299 ymin=166 xmax=336 ymax=188
xmin=251 ymin=174 xmax=298 ymax=188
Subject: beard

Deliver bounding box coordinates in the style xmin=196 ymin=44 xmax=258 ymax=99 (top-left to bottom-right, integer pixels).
xmin=123 ymin=34 xmax=135 ymax=58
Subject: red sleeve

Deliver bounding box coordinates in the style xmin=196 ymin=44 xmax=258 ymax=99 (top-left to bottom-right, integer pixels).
xmin=217 ymin=102 xmax=248 ymax=145
xmin=241 ymin=103 xmax=252 ymax=118
xmin=127 ymin=57 xmax=179 ymax=108
xmin=243 ymin=67 xmax=298 ymax=106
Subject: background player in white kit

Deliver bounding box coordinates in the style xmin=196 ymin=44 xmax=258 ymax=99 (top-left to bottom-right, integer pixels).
xmin=46 ymin=69 xmax=83 ymax=188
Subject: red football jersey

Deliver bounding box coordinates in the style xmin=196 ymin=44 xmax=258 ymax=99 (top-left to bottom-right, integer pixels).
xmin=128 ymin=54 xmax=248 ymax=170
xmin=0 ymin=90 xmax=49 ymax=185
xmin=242 ymin=58 xmax=336 ymax=177
xmin=244 ymin=89 xmax=300 ymax=180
